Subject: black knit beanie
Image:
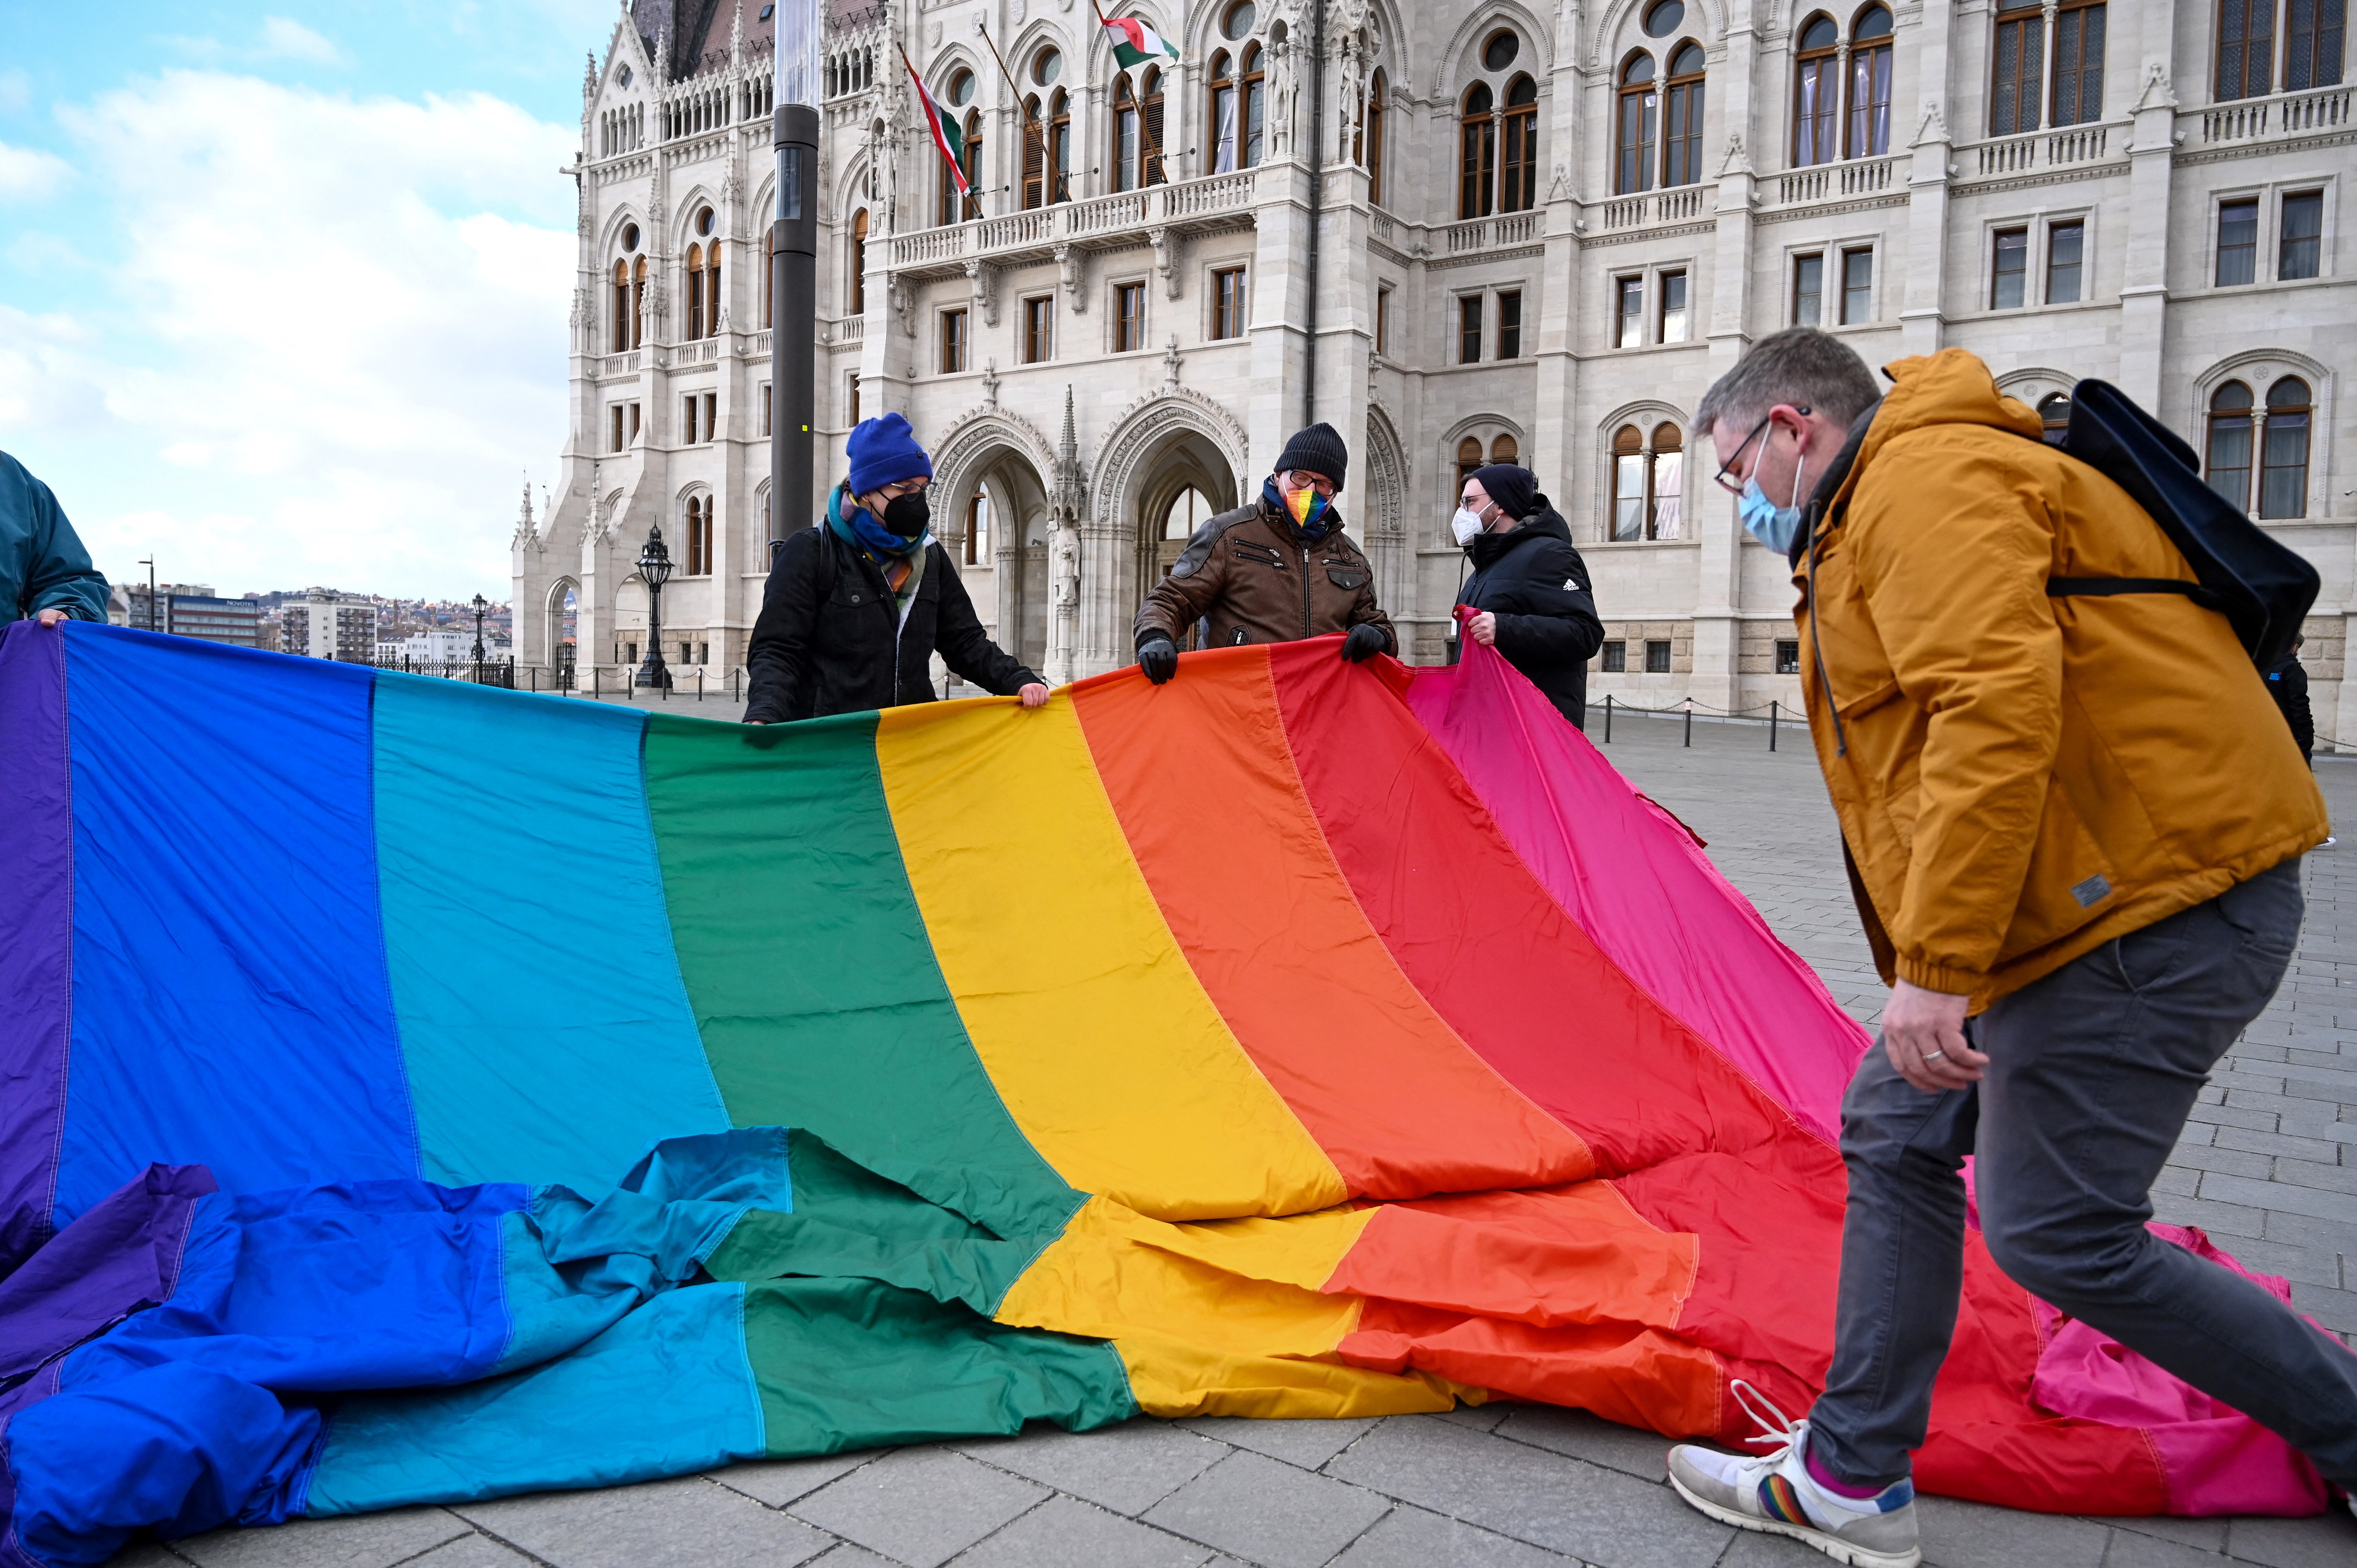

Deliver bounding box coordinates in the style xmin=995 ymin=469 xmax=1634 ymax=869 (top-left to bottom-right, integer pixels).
xmin=1470 ymin=463 xmax=1538 ymax=521
xmin=1274 ymin=422 xmax=1349 ymax=492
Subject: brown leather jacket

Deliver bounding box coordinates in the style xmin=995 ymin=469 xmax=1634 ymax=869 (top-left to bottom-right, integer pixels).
xmin=1134 ymin=497 xmax=1397 ymax=655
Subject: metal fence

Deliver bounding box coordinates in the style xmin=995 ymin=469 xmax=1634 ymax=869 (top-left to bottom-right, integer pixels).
xmin=369 ymin=656 xmax=515 ymax=689
xmin=509 ymin=664 xmax=752 ymax=703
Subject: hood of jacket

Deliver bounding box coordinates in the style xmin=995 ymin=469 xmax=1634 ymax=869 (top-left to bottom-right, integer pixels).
xmin=1808 ymin=350 xmax=2043 ymax=554
xmin=1469 ymin=504 xmax=1570 ymax=570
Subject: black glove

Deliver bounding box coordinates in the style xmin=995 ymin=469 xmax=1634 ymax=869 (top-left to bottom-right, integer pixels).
xmin=1138 ymin=636 xmax=1179 ymax=684
xmin=1341 ymin=623 xmax=1388 ymax=664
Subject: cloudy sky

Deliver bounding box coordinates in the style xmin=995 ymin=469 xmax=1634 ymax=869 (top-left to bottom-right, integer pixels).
xmin=1 ymin=2 xmax=623 ymax=600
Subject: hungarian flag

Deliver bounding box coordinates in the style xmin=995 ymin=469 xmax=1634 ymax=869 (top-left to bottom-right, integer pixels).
xmin=902 ymin=48 xmax=970 ymax=196
xmin=1101 ymin=11 xmax=1181 ymax=68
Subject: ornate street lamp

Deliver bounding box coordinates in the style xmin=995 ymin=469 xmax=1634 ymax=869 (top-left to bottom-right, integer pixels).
xmin=635 ymin=524 xmax=673 ymax=690
xmin=470 ymin=592 xmax=488 ymax=669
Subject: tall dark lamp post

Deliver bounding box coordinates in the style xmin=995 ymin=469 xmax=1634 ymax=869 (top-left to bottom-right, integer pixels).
xmin=771 ymin=0 xmax=819 ymax=562
xmin=634 ymin=524 xmax=673 ymax=690
xmin=470 ymin=592 xmax=487 ymax=672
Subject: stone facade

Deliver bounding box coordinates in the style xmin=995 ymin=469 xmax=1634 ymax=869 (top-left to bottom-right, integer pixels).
xmin=515 ymin=0 xmax=2352 ymax=738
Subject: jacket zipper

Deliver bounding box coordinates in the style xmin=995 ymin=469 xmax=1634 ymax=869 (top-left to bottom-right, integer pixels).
xmin=1301 ymin=547 xmax=1313 ymax=639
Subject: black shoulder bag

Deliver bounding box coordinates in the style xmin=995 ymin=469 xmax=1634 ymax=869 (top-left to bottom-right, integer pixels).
xmin=2047 ymin=379 xmax=2318 ymax=670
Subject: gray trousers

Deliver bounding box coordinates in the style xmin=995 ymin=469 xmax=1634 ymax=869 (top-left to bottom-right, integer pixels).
xmin=1809 ymin=861 xmax=2357 ymax=1490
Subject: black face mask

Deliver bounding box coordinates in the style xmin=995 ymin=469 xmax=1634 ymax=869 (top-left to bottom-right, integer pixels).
xmin=880 ymin=490 xmax=930 ymax=538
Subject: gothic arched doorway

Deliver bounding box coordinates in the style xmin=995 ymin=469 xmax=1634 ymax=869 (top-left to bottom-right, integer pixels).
xmin=1129 ymin=432 xmax=1238 ymax=641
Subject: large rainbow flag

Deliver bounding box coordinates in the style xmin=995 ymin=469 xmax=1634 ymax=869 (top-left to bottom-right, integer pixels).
xmin=0 ymin=620 xmax=2332 ymax=1565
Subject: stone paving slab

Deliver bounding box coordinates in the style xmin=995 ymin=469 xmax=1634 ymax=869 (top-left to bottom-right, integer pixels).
xmin=102 ymin=710 xmax=2357 ymax=1568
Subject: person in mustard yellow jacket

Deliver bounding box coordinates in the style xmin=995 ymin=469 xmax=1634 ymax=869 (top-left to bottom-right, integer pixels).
xmin=1657 ymin=332 xmax=2351 ymax=1567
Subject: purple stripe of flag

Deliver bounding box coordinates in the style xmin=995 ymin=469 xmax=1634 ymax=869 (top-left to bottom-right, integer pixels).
xmin=0 ymin=624 xmax=73 ymax=1277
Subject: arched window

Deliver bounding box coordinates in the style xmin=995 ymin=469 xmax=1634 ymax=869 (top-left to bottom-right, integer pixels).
xmin=1793 ymin=15 xmax=1839 ymax=166
xmin=1141 ymin=67 xmax=1167 ymax=185
xmin=612 ymin=258 xmax=633 ymax=351
xmin=1662 ymin=44 xmax=1705 ymax=187
xmin=1651 ymin=424 xmax=1684 ymax=539
xmin=1491 ymin=433 xmax=1519 ymax=464
xmin=686 ymin=243 xmax=708 ymax=340
xmin=2262 ymin=376 xmax=2313 ymax=519
xmin=1240 ymin=44 xmax=1266 ymax=167
xmin=703 ymin=223 xmax=723 ymax=337
xmin=961 ymin=111 xmax=983 ymax=219
xmin=684 ymin=496 xmax=714 ymax=576
xmin=1209 ymin=51 xmax=1237 ymax=172
xmin=2051 ymin=0 xmax=2104 ymax=127
xmin=1500 ymin=75 xmax=1539 ymax=212
xmin=966 ymin=483 xmax=991 ymax=566
xmin=1163 ymin=486 xmax=1213 ymax=540
xmin=848 ymin=210 xmax=868 ymax=315
xmin=1113 ymin=75 xmax=1142 ymax=192
xmin=1461 ymin=82 xmax=1497 ymax=217
xmin=2285 ymin=0 xmax=2342 ymax=91
xmin=631 ymin=256 xmax=647 ymax=349
xmin=1991 ymin=0 xmax=2044 ymax=136
xmin=1458 ymin=437 xmax=1485 ymax=492
xmin=1616 ymin=56 xmax=1657 ymax=195
xmin=2216 ymin=0 xmax=2274 ymax=102
xmin=1848 ymin=7 xmax=1893 ymax=154
xmin=2037 ymin=392 xmax=2072 ymax=444
xmin=1612 ymin=426 xmax=1647 ymax=539
xmin=1611 ymin=424 xmax=1684 ymax=540
xmin=1362 ymin=70 xmax=1387 ymax=207
xmin=1049 ymin=90 xmax=1071 ymax=201
xmin=2206 ymin=381 xmax=2255 ymax=511
xmin=1023 ymin=95 xmax=1048 ymax=208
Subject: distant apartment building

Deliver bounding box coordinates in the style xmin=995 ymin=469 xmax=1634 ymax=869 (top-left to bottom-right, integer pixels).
xmin=280 ymin=589 xmax=378 ymax=662
xmin=378 ymin=627 xmax=514 ymax=664
xmin=119 ymin=585 xmax=265 ymax=649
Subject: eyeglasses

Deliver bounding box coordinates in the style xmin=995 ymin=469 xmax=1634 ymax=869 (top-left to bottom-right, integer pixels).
xmin=1711 ymin=414 xmax=1774 ymax=496
xmin=1711 ymin=406 xmax=1810 ymax=495
xmin=878 ymin=477 xmax=931 ymax=498
xmin=1284 ymin=470 xmax=1337 ymax=498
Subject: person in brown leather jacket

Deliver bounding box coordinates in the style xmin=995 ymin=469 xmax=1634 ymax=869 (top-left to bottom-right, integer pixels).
xmin=1133 ymin=423 xmax=1397 ymax=682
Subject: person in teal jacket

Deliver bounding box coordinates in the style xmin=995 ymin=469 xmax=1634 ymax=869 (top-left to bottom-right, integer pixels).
xmin=2 ymin=452 xmax=109 ymax=625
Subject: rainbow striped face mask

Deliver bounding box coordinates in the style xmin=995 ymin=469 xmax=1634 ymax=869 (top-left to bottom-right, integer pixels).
xmin=1286 ymin=484 xmax=1328 ymax=531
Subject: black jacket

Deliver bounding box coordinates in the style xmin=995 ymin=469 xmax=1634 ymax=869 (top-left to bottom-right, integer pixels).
xmin=1450 ymin=506 xmax=1605 ymax=729
xmin=2265 ymin=652 xmax=2314 ymax=760
xmin=744 ymin=520 xmax=1039 ymax=723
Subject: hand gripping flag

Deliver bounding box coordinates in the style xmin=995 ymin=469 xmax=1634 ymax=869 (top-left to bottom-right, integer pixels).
xmin=902 ymin=47 xmax=970 ymax=197
xmin=1099 ymin=9 xmax=1181 ymax=68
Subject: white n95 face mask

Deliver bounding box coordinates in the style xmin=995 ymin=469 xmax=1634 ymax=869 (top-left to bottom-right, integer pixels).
xmin=1451 ymin=507 xmax=1486 ymax=546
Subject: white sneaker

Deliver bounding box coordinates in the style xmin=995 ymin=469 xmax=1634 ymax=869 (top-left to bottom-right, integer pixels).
xmin=1666 ymin=1383 xmax=1922 ymax=1568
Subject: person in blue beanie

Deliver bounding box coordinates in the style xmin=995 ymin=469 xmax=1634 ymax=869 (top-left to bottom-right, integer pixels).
xmin=2 ymin=452 xmax=110 ymax=627
xmin=744 ymin=412 xmax=1048 ymax=723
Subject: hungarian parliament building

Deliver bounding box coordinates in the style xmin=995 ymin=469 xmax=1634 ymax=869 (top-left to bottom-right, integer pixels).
xmin=512 ymin=0 xmax=2351 ymax=733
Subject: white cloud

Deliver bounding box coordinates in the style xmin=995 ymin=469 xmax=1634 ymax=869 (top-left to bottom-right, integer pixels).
xmin=256 ymin=17 xmax=345 ymax=65
xmin=0 ymin=141 xmax=72 ymax=199
xmin=6 ymin=71 xmax=577 ymax=598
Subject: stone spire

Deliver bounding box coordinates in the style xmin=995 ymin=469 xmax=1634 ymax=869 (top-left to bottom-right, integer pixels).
xmin=730 ymin=0 xmax=745 ymax=65
xmin=585 ymin=51 xmax=599 ymax=97
xmin=1055 ymin=385 xmax=1082 ymax=515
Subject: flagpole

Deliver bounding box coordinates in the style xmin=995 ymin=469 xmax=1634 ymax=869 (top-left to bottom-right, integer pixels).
xmin=1092 ymin=1 xmax=1171 ymax=188
xmin=770 ymin=0 xmax=820 ymax=560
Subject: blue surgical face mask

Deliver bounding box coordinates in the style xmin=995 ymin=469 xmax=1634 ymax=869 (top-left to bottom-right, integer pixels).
xmin=1737 ymin=453 xmax=1808 ymax=554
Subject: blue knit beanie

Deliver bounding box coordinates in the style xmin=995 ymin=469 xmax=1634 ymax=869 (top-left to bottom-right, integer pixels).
xmin=846 ymin=412 xmax=933 ymax=498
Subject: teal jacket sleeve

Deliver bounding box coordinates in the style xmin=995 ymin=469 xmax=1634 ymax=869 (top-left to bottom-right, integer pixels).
xmin=3 ymin=452 xmax=110 ymax=622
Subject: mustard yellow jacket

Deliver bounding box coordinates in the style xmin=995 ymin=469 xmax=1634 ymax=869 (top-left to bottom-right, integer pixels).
xmin=1794 ymin=348 xmax=2327 ymax=1006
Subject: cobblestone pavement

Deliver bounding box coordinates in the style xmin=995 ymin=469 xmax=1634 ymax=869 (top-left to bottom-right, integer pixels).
xmin=120 ymin=712 xmax=2357 ymax=1568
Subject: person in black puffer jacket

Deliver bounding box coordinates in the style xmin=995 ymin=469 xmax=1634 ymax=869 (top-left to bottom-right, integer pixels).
xmin=1450 ymin=463 xmax=1605 ymax=729
xmin=745 ymin=413 xmax=1047 ymax=724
